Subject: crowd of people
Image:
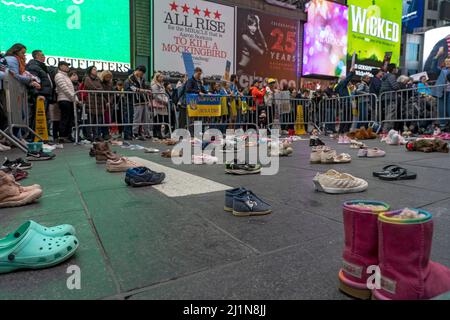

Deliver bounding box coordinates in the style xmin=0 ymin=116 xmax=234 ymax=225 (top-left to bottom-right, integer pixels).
xmin=1 ymin=42 xmax=450 ymax=147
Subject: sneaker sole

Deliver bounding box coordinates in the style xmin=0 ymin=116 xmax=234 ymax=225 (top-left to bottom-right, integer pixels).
xmin=338 ymin=270 xmax=372 ymax=300
xmin=313 ymin=180 xmax=368 ymax=194
xmin=225 ymin=169 xmax=262 ymax=175
xmin=224 ymin=206 xmax=233 ymax=212
xmin=232 ymin=210 xmax=272 ymax=217
xmin=130 ymin=179 xmax=165 ymax=187
xmin=26 ymin=157 xmax=54 ymax=162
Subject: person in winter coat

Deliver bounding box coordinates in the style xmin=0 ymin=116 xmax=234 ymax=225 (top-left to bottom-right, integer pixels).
xmin=186 ymin=67 xmax=207 ymax=95
xmin=26 ymin=50 xmax=54 ymax=131
xmin=369 ymin=69 xmax=384 ymax=96
xmin=54 ymin=61 xmax=78 ymax=142
xmin=333 ymin=68 xmax=355 ymax=133
xmin=431 ymin=47 xmax=450 ymax=130
xmin=124 ymin=65 xmax=151 ymax=140
xmin=4 ymin=43 xmax=41 ymax=89
xmin=83 ymin=66 xmax=108 ymax=140
xmin=151 ymin=72 xmax=169 ymax=138
xmin=380 ymin=64 xmax=400 ymax=132
xmin=355 ymin=75 xmax=372 ymax=128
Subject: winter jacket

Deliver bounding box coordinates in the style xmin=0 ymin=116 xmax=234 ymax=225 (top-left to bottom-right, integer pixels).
xmin=186 ymin=76 xmax=206 ymax=95
xmin=55 ymin=70 xmax=77 ymax=103
xmin=124 ymin=74 xmax=150 ymax=106
xmin=334 ymin=71 xmax=354 ymax=97
xmin=26 ymin=59 xmax=53 ymax=98
xmin=380 ymin=73 xmax=400 ymax=93
xmin=369 ymin=77 xmax=382 ymax=96
xmin=83 ymin=75 xmax=105 ymax=115
xmin=249 ymin=86 xmax=266 ymax=107
xmin=151 ymin=81 xmax=169 ymax=116
xmin=356 ymin=81 xmax=370 ymax=95
xmin=5 ymin=56 xmax=32 ymax=86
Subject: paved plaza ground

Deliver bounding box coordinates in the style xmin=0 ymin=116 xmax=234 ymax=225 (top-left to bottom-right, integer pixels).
xmin=1 ymin=137 xmax=450 ymax=300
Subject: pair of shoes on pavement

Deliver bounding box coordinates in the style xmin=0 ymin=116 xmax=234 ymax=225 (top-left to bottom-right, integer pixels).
xmin=225 ymin=162 xmax=262 ymax=175
xmin=358 ymin=147 xmax=386 ymax=158
xmin=225 ymin=188 xmax=272 ymax=217
xmin=0 ymin=171 xmax=43 ymax=208
xmin=2 ymin=157 xmax=32 ymax=170
xmin=0 ymin=220 xmax=79 ymax=274
xmin=339 ymin=201 xmax=450 ymax=300
xmin=125 ymin=167 xmax=166 ymax=187
xmin=310 ymin=146 xmax=352 ymax=164
xmin=313 ymin=170 xmax=368 ymax=194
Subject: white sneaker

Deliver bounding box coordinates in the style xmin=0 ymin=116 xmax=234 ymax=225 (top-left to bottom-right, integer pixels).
xmin=313 ymin=170 xmax=368 ymax=194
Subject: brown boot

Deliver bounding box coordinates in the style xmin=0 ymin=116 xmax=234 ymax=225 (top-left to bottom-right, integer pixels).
xmin=0 ymin=172 xmax=43 ymax=209
xmin=94 ymin=142 xmax=121 ymax=163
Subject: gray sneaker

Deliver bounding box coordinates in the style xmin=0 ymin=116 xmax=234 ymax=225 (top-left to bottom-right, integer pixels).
xmin=232 ymin=192 xmax=272 ymax=217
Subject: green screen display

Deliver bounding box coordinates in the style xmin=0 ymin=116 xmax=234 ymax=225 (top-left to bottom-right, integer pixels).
xmin=0 ymin=0 xmax=130 ymax=70
xmin=347 ymin=0 xmax=402 ymax=76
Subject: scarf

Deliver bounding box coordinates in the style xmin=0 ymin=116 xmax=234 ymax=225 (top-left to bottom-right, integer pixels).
xmin=15 ymin=55 xmax=26 ymax=75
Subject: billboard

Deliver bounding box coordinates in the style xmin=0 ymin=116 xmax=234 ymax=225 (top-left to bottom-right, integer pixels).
xmin=236 ymin=8 xmax=299 ymax=89
xmin=302 ymin=0 xmax=348 ymax=77
xmin=153 ymin=0 xmax=235 ymax=80
xmin=402 ymin=0 xmax=424 ymax=33
xmin=347 ymin=0 xmax=403 ymax=77
xmin=423 ymin=26 xmax=450 ymax=79
xmin=0 ymin=0 xmax=131 ymax=72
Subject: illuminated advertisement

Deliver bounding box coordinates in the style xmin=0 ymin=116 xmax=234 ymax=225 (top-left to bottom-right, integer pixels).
xmin=236 ymin=8 xmax=300 ymax=88
xmin=347 ymin=0 xmax=403 ymax=76
xmin=0 ymin=0 xmax=131 ymax=72
xmin=153 ymin=0 xmax=235 ymax=79
xmin=302 ymin=0 xmax=348 ymax=77
xmin=423 ymin=26 xmax=450 ymax=78
xmin=402 ymin=0 xmax=424 ymax=33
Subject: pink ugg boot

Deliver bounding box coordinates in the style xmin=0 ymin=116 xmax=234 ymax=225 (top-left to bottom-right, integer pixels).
xmin=373 ymin=209 xmax=450 ymax=300
xmin=339 ymin=200 xmax=390 ymax=299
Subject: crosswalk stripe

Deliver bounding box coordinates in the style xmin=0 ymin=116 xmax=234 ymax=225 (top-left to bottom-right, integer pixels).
xmin=129 ymin=157 xmax=232 ymax=197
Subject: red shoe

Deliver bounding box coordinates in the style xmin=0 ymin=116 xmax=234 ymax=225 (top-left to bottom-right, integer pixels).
xmin=373 ymin=209 xmax=450 ymax=300
xmin=339 ymin=201 xmax=390 ymax=299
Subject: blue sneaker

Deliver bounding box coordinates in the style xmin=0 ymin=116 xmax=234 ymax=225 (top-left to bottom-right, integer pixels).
xmin=225 ymin=188 xmax=248 ymax=212
xmin=125 ymin=167 xmax=166 ymax=187
xmin=232 ymin=192 xmax=272 ymax=217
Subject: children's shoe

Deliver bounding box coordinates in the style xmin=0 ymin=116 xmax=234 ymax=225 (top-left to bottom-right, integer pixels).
xmin=26 ymin=151 xmax=55 ymax=162
xmin=313 ymin=170 xmax=368 ymax=194
xmin=224 ymin=188 xmax=248 ymax=212
xmin=232 ymin=192 xmax=272 ymax=217
xmin=125 ymin=167 xmax=166 ymax=187
xmin=367 ymin=148 xmax=386 ymax=158
xmin=106 ymin=157 xmax=143 ymax=173
xmin=225 ymin=163 xmax=262 ymax=175
xmin=358 ymin=147 xmax=368 ymax=158
xmin=373 ymin=209 xmax=450 ymax=300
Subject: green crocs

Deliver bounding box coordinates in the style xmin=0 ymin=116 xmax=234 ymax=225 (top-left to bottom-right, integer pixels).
xmin=30 ymin=221 xmax=76 ymax=237
xmin=0 ymin=222 xmax=79 ymax=274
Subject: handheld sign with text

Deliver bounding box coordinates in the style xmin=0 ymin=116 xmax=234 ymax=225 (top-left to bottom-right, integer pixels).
xmin=182 ymin=52 xmax=196 ymax=79
xmin=187 ymin=94 xmax=222 ymax=117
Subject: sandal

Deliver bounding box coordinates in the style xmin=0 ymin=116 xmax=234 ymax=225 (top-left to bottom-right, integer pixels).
xmin=0 ymin=222 xmax=79 ymax=274
xmin=378 ymin=168 xmax=417 ymax=181
xmin=373 ymin=165 xmax=403 ymax=177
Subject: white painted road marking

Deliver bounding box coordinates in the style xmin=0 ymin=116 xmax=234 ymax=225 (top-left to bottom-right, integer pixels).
xmin=129 ymin=157 xmax=232 ymax=198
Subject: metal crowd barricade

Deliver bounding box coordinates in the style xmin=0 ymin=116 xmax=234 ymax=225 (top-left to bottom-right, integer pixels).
xmin=73 ymin=90 xmax=172 ymax=143
xmin=266 ymin=93 xmax=319 ymax=133
xmin=0 ymin=73 xmax=40 ymax=152
xmin=185 ymin=94 xmax=260 ymax=134
xmin=378 ymin=84 xmax=448 ymax=132
xmin=318 ymin=93 xmax=378 ymax=133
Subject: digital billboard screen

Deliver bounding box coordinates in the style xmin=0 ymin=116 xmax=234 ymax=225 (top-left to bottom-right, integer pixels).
xmin=0 ymin=0 xmax=131 ymax=72
xmin=302 ymin=0 xmax=348 ymax=77
xmin=347 ymin=0 xmax=403 ymax=77
xmin=402 ymin=0 xmax=424 ymax=33
xmin=423 ymin=26 xmax=450 ymax=79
